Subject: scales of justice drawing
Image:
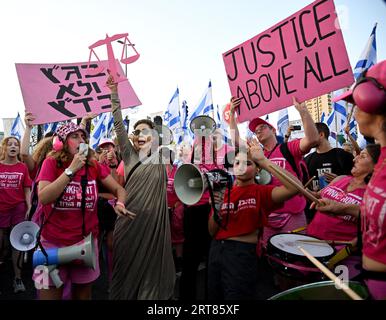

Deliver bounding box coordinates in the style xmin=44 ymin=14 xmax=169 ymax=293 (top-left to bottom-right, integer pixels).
xmin=86 ymin=33 xmax=140 ymax=83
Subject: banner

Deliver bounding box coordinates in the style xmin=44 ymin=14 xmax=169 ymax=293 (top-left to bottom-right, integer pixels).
xmin=15 ymin=60 xmax=141 ymax=124
xmin=223 ymin=0 xmax=353 ymax=122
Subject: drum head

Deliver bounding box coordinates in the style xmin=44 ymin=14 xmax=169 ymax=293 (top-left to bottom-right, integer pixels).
xmin=269 ymin=233 xmax=334 ymax=259
xmin=268 ymin=281 xmax=368 ymax=300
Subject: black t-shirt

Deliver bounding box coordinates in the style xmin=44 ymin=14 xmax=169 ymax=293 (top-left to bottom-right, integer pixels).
xmin=305 ymin=148 xmax=354 ymax=191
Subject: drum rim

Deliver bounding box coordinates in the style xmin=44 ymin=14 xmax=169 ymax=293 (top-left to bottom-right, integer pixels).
xmin=267 ymin=232 xmax=335 ymax=261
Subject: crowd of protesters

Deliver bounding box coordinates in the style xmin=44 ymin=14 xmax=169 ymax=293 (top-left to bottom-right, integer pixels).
xmin=0 ymin=60 xmax=385 ymax=301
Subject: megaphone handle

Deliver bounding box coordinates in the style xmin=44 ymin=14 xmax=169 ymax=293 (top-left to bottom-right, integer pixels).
xmin=23 ymin=251 xmax=28 ymax=264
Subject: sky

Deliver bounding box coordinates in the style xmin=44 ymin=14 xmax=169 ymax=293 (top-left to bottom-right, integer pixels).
xmin=0 ymin=0 xmax=385 ymax=131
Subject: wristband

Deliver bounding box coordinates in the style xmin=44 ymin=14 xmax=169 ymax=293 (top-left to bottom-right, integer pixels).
xmin=115 ymin=201 xmax=125 ymax=208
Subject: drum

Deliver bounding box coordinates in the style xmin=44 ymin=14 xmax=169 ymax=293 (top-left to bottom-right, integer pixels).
xmin=266 ymin=233 xmax=335 ymax=282
xmin=268 ymin=280 xmax=368 ymax=300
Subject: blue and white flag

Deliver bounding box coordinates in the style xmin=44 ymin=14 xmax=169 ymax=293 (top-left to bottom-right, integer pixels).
xmin=277 ymin=108 xmax=289 ymax=137
xmin=353 ymin=24 xmax=377 ymax=148
xmin=333 ymin=90 xmax=347 ymax=135
xmin=353 ymin=23 xmax=377 ymax=80
xmin=179 ymin=100 xmax=192 ymax=145
xmin=10 ymin=113 xmax=25 ymax=140
xmin=326 ymin=109 xmax=337 ymax=146
xmin=43 ymin=122 xmax=58 ymax=136
xmin=189 ymin=81 xmax=214 ymax=121
xmin=164 ymin=88 xmax=181 ymax=144
xmin=90 ymin=113 xmax=111 ymax=149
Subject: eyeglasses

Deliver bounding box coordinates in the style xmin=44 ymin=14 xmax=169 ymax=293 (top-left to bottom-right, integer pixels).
xmin=255 ymin=124 xmax=270 ymax=133
xmin=132 ymin=128 xmax=152 ymax=136
xmin=354 ymin=70 xmax=385 ymax=92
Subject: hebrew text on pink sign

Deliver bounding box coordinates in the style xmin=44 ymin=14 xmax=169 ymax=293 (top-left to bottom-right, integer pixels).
xmin=15 ymin=60 xmax=141 ymax=125
xmin=223 ymin=0 xmax=353 ymax=122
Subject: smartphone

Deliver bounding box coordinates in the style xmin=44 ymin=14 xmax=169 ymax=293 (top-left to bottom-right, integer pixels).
xmin=291 ymin=125 xmax=302 ymax=131
xmin=79 ymin=143 xmax=89 ymax=156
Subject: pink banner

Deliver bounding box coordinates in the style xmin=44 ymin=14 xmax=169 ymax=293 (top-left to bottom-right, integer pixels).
xmin=15 ymin=60 xmax=141 ymax=125
xmin=223 ymin=0 xmax=353 ymax=122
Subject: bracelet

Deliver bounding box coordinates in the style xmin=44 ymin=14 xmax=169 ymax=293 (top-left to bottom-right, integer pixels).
xmin=115 ymin=201 xmax=125 ymax=208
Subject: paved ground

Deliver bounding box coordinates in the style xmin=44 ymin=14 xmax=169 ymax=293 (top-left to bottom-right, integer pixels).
xmin=0 ymin=248 xmax=280 ymax=301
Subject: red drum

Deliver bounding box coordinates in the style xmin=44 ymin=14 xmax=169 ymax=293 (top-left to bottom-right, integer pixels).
xmin=266 ymin=233 xmax=335 ymax=282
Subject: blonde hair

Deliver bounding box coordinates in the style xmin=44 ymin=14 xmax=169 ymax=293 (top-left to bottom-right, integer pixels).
xmin=32 ymin=136 xmax=54 ymax=167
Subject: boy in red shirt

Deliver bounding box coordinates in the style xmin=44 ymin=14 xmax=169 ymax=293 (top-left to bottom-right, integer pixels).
xmin=207 ymin=140 xmax=300 ymax=299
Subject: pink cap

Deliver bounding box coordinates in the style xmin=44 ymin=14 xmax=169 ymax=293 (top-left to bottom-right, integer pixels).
xmin=98 ymin=138 xmax=115 ymax=148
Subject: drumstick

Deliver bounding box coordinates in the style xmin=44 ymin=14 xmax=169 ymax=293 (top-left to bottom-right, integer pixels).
xmin=297 ymin=239 xmax=352 ymax=245
xmin=268 ymin=164 xmax=321 ymax=205
xmin=304 ymin=176 xmax=316 ymax=189
xmin=297 ymin=246 xmax=363 ymax=300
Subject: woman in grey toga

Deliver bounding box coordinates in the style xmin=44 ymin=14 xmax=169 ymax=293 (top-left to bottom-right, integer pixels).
xmin=107 ymin=75 xmax=175 ymax=300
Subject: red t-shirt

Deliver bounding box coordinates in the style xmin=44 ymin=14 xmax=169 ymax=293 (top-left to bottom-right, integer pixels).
xmin=361 ymin=146 xmax=386 ymax=265
xmin=307 ymin=176 xmax=364 ymax=241
xmin=37 ymin=157 xmax=110 ymax=246
xmin=212 ymin=183 xmax=279 ymax=240
xmin=0 ymin=162 xmax=32 ymax=211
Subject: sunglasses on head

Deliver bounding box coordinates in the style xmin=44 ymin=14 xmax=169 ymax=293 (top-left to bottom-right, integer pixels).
xmin=354 ymin=70 xmax=385 ymax=92
xmin=132 ymin=128 xmax=152 ymax=136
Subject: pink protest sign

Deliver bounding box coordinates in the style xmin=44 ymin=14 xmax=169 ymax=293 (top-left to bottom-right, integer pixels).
xmin=15 ymin=60 xmax=141 ymax=125
xmin=223 ymin=0 xmax=353 ymax=122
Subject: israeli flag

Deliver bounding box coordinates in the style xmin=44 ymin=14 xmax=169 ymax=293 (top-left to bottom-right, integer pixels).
xmin=277 ymin=108 xmax=289 ymax=138
xmin=353 ymin=23 xmax=377 ymax=80
xmin=326 ymin=109 xmax=337 ymax=146
xmin=164 ymin=88 xmax=181 ymax=144
xmin=189 ymin=81 xmax=214 ymax=121
xmin=43 ymin=122 xmax=58 ymax=136
xmin=353 ymin=24 xmax=377 ymax=148
xmin=90 ymin=113 xmax=108 ymax=149
xmin=179 ymin=100 xmax=192 ymax=145
xmin=10 ymin=113 xmax=25 ymax=140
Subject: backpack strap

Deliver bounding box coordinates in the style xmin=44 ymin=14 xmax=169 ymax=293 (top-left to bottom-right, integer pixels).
xmin=124 ymin=161 xmax=142 ymax=189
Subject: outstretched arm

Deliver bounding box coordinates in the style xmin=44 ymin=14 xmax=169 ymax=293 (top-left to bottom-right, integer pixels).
xmin=293 ymin=97 xmax=319 ymax=154
xmin=106 ymin=74 xmax=134 ymax=165
xmin=21 ymin=112 xmax=36 ymax=172
xmin=229 ymin=97 xmax=247 ymax=149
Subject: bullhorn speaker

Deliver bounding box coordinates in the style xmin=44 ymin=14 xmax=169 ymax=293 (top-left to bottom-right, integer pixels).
xmin=256 ymin=169 xmax=272 ymax=185
xmin=155 ymin=124 xmax=174 ymax=145
xmin=190 ymin=115 xmax=216 ymax=136
xmin=32 ymin=233 xmax=96 ymax=270
xmin=10 ymin=221 xmax=40 ymax=251
xmin=174 ymin=164 xmax=233 ymax=205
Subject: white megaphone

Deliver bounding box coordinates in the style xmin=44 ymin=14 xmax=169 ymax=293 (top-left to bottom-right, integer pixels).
xmin=155 ymin=124 xmax=174 ymax=145
xmin=190 ymin=115 xmax=216 ymax=136
xmin=174 ymin=164 xmax=233 ymax=205
xmin=32 ymin=233 xmax=96 ymax=270
xmin=10 ymin=221 xmax=40 ymax=251
xmin=256 ymin=169 xmax=272 ymax=185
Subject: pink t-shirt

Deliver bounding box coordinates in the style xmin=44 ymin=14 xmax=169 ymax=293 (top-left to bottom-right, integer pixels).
xmin=264 ymin=139 xmax=306 ymax=215
xmin=37 ymin=157 xmax=110 ymax=246
xmin=361 ymin=146 xmax=386 ymax=265
xmin=166 ymin=165 xmax=179 ymax=207
xmin=307 ymin=176 xmax=363 ymax=241
xmin=0 ymin=162 xmax=32 ymax=211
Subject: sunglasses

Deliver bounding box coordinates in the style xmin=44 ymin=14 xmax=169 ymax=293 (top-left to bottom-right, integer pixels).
xmin=354 ymin=70 xmax=385 ymax=92
xmin=132 ymin=128 xmax=152 ymax=136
